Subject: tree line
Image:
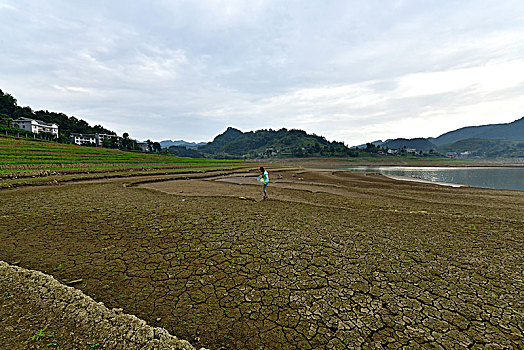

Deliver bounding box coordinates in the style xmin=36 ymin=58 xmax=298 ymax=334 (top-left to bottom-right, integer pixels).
xmin=0 ymin=89 xmax=149 ymax=152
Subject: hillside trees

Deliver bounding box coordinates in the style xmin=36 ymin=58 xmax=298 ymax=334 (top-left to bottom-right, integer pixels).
xmin=198 ymin=127 xmax=353 ymax=158
xmin=0 ymin=90 xmax=17 ymax=117
xmin=438 ymin=138 xmax=524 ymax=158
xmin=0 ymin=89 xmax=115 ymax=140
xmin=120 ymin=132 xmax=140 ymax=151
xmin=167 ymin=145 xmax=204 ymax=158
xmin=152 ymin=142 xmax=162 ymax=152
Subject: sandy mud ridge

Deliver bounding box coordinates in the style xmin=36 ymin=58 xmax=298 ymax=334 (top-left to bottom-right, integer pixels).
xmin=1 ymin=168 xmax=523 ymax=348
xmin=0 ymin=261 xmax=204 ymax=349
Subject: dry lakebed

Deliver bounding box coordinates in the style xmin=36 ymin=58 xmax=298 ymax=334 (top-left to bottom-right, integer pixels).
xmin=1 ymin=168 xmax=522 ymax=349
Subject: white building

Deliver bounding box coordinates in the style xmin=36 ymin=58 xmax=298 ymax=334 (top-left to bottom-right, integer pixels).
xmin=13 ymin=117 xmax=59 ymax=136
xmin=97 ymin=133 xmax=120 ymax=146
xmin=406 ymin=148 xmax=420 ymax=154
xmin=137 ymin=142 xmax=151 ymax=152
xmin=70 ymin=133 xmax=121 ymax=146
xmin=70 ymin=133 xmax=98 ymax=145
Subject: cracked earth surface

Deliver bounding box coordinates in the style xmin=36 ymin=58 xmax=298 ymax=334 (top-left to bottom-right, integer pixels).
xmin=1 ymin=169 xmax=523 ymax=349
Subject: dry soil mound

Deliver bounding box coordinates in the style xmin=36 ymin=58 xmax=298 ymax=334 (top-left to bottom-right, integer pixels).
xmin=0 ymin=261 xmax=203 ymax=349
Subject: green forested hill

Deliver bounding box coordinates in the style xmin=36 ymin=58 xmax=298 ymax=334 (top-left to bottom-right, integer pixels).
xmin=382 ymin=138 xmax=437 ymax=151
xmin=0 ymin=89 xmax=115 ymax=141
xmin=198 ymin=127 xmax=351 ymax=158
xmin=431 ymin=117 xmax=524 ymax=146
xmin=438 ymin=138 xmax=524 ymax=158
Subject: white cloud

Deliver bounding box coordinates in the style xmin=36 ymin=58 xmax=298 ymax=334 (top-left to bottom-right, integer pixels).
xmin=52 ymin=85 xmax=94 ymax=94
xmin=395 ymin=59 xmax=524 ymax=98
xmin=1 ymin=0 xmax=524 ymax=144
xmin=0 ymin=1 xmax=16 ymax=10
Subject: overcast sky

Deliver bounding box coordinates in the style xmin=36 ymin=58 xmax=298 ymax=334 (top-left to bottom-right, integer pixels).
xmin=1 ymin=0 xmax=524 ymax=145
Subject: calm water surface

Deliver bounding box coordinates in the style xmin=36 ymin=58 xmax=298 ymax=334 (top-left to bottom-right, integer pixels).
xmin=348 ymin=166 xmax=524 ymax=191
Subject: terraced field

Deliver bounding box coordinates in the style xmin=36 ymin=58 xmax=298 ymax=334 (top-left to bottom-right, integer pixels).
xmin=0 ymin=136 xmax=258 ymax=187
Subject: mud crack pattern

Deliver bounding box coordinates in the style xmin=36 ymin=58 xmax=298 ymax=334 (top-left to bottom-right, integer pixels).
xmin=1 ymin=170 xmax=523 ymax=349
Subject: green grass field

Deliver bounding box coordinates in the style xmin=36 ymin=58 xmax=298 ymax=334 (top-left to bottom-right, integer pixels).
xmin=0 ymin=136 xmax=261 ymax=187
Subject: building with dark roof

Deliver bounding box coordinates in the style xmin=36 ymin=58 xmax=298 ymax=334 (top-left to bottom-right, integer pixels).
xmin=13 ymin=117 xmax=59 ymax=136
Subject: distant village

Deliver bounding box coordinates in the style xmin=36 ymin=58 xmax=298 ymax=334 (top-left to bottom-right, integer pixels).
xmin=11 ymin=117 xmax=153 ymax=152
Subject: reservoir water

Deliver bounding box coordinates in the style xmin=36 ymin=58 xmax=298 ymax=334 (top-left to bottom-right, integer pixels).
xmin=348 ymin=166 xmax=524 ymax=191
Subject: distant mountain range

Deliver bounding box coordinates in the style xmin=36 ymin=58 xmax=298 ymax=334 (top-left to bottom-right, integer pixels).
xmin=438 ymin=138 xmax=524 ymax=158
xmin=163 ymin=117 xmax=524 ymax=159
xmin=428 ymin=117 xmax=524 ymax=146
xmin=382 ymin=138 xmax=436 ymax=152
xmin=356 ymin=117 xmax=524 ymax=158
xmin=159 ymin=140 xmax=207 ymax=149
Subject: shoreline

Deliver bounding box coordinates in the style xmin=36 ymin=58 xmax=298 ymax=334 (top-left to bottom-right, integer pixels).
xmin=344 ymin=166 xmax=523 ymax=191
xmin=272 ymin=157 xmax=524 ymax=168
xmin=381 ymin=174 xmax=465 ymax=188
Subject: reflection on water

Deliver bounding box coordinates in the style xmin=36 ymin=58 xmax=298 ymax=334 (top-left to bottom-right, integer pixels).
xmin=348 ymin=166 xmax=524 ymax=191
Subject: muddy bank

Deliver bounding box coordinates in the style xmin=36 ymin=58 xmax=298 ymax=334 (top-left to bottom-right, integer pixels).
xmin=0 ymin=261 xmax=202 ymax=350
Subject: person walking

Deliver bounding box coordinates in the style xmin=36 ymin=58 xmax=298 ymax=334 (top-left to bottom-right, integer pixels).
xmin=259 ymin=166 xmax=269 ymax=200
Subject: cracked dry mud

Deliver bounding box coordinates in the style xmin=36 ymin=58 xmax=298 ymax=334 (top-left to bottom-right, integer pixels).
xmin=1 ymin=169 xmax=523 ymax=349
xmin=0 ymin=261 xmax=198 ymax=350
